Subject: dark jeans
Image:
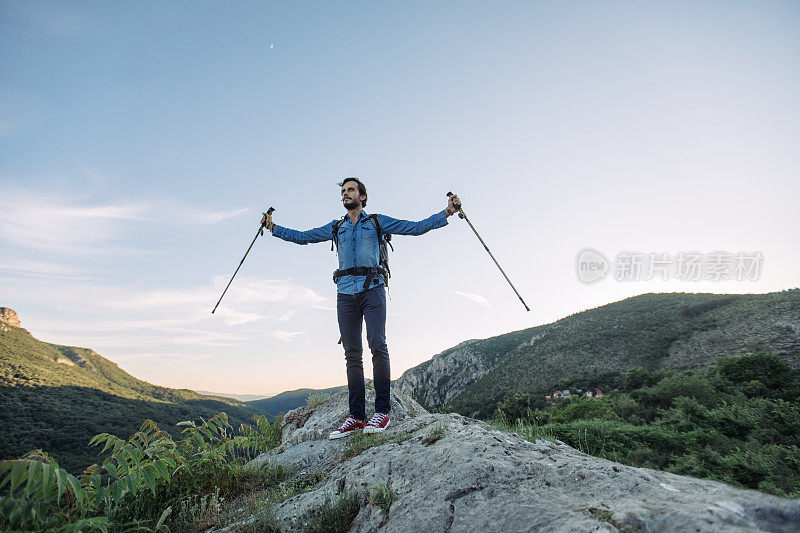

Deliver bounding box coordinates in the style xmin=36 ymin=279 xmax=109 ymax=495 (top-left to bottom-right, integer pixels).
xmin=337 ymin=285 xmax=390 ymax=420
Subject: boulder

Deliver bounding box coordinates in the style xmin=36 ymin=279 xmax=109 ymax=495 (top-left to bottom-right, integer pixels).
xmin=226 ymin=388 xmax=800 ymax=532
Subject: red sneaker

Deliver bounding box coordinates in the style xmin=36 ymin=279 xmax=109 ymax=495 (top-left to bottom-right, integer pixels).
xmin=329 ymin=416 xmax=366 ymax=439
xmin=364 ymin=412 xmax=390 ymax=433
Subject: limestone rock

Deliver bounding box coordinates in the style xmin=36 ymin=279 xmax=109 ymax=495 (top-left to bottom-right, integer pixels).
xmin=394 ymin=336 xmax=536 ymax=407
xmin=0 ymin=307 xmax=21 ymax=330
xmin=226 ymin=389 xmax=800 ymax=533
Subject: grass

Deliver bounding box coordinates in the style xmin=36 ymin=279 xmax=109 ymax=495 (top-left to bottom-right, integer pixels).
xmin=422 ymin=421 xmax=447 ymax=446
xmin=303 ymin=490 xmax=362 ymax=533
xmin=369 ymin=481 xmax=397 ymax=513
xmin=212 ymin=464 xmax=326 ymax=531
xmin=307 ymin=393 xmax=331 ymax=408
xmin=341 ymin=432 xmax=386 ymax=461
xmin=235 ymin=510 xmax=280 ymax=532
xmin=390 ymin=431 xmax=412 ymax=444
xmin=489 ymin=418 xmax=558 ymax=445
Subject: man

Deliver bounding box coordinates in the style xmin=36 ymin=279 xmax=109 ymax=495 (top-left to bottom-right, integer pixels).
xmin=261 ymin=178 xmax=461 ymax=438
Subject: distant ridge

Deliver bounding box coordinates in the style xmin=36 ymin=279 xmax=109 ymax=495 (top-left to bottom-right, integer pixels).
xmin=247 ymin=386 xmax=345 ymax=420
xmin=194 ymin=390 xmax=274 ymax=402
xmin=396 ymin=289 xmax=800 ymax=418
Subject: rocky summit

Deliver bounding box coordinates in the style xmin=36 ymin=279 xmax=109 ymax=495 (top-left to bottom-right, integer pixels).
xmin=0 ymin=307 xmax=21 ymax=331
xmin=216 ymin=387 xmax=800 ymax=532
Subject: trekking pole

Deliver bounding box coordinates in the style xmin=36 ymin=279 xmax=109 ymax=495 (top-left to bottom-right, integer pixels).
xmin=447 ymin=193 xmax=530 ymax=312
xmin=212 ymin=207 xmax=275 ymax=314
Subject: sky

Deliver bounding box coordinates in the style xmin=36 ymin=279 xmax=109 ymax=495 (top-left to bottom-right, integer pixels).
xmin=1 ymin=1 xmax=798 ymax=398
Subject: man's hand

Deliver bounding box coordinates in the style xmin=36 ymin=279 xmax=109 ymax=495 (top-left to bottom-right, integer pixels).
xmin=261 ymin=211 xmax=275 ymax=232
xmin=446 ymin=193 xmax=461 ymax=217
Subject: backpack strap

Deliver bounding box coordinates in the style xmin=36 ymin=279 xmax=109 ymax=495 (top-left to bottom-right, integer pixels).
xmin=331 ymin=216 xmax=347 ymax=252
xmin=370 ymin=214 xmax=393 ymax=251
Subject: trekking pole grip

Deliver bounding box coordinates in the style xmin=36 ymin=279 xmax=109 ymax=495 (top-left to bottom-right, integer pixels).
xmin=446 ymin=192 xmax=465 ymax=219
xmin=260 ymin=206 xmax=275 ymax=236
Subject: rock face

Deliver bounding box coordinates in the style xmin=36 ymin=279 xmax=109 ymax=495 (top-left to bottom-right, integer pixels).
xmin=0 ymin=307 xmax=21 ymax=331
xmin=395 ymin=333 xmax=548 ymax=407
xmin=225 ymin=388 xmax=800 ymax=533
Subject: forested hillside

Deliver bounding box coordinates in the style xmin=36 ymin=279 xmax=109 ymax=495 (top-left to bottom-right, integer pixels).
xmin=0 ymin=312 xmax=258 ymax=472
xmin=397 ymin=290 xmax=800 ymax=418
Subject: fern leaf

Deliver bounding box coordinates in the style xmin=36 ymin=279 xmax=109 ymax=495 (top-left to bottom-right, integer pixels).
xmin=66 ymin=472 xmax=82 ymax=505
xmin=141 ymin=465 xmax=156 ymax=496
xmin=40 ymin=462 xmax=52 ymax=500
xmin=9 ymin=460 xmax=28 ymax=495
xmin=55 ymin=465 xmax=66 ymax=505
xmin=22 ymin=459 xmax=42 ymax=497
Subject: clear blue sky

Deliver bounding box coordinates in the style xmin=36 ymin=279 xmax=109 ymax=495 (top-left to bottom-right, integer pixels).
xmin=2 ymin=1 xmax=798 ymax=397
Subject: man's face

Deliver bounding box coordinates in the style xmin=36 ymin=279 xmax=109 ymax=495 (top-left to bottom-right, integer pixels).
xmin=341 ymin=181 xmax=364 ymax=210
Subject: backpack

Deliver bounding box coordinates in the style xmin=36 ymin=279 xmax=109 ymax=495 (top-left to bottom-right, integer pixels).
xmin=331 ymin=214 xmax=394 ymax=286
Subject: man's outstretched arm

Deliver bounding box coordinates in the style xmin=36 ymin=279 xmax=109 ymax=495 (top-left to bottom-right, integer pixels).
xmin=261 ymin=211 xmax=334 ymax=245
xmin=377 ymin=193 xmax=461 ymax=235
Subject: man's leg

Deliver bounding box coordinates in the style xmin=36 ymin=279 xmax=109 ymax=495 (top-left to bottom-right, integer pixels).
xmin=364 ymin=286 xmax=390 ymax=414
xmin=337 ymin=292 xmax=367 ymax=421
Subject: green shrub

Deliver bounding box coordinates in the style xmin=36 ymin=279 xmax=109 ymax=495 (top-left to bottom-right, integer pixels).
xmin=500 ymin=352 xmax=800 ymax=497
xmin=496 ymin=392 xmax=532 ymax=423
xmin=549 ymin=398 xmax=618 ymax=424
xmin=0 ymin=412 xmax=284 ymax=532
xmin=307 ymin=393 xmax=331 ymax=408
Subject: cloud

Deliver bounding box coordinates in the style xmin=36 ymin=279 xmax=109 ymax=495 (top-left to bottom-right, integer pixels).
xmin=214 ymin=277 xmax=328 ymax=308
xmin=0 ymin=257 xmax=88 ymax=280
xmin=269 ymin=330 xmax=304 ymax=342
xmin=0 ymin=191 xmax=148 ymax=255
xmin=181 ymin=207 xmax=250 ymax=225
xmin=212 ymin=308 xmax=269 ymax=326
xmin=112 ymin=352 xmax=216 ymax=364
xmin=0 ymin=189 xmax=251 ymax=256
xmin=278 ymin=310 xmax=297 ymax=322
xmin=1 ymin=273 xmax=329 ymax=356
xmin=450 ymin=290 xmax=492 ymax=309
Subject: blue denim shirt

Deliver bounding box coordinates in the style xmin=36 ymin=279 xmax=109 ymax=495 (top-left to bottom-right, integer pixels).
xmin=272 ymin=210 xmax=448 ymax=294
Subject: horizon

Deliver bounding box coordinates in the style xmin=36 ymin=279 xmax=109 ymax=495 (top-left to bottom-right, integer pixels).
xmin=3 ymin=285 xmax=797 ymax=398
xmin=1 ymin=2 xmax=798 ymax=396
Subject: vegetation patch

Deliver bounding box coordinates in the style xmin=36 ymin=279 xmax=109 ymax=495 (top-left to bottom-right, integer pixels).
xmin=588 ymin=507 xmax=633 ymax=532
xmin=369 ymin=481 xmax=397 ymax=513
xmin=422 ymin=421 xmax=447 ymax=446
xmin=303 ymin=489 xmax=362 ymax=533
xmin=494 ymin=351 xmax=800 ymax=498
xmin=0 ymin=325 xmax=258 ymax=473
xmin=341 ymin=433 xmax=386 ymax=461
xmin=307 ymin=393 xmax=331 ymax=408
xmin=0 ymin=412 xmax=286 ymax=532
xmin=390 ymin=432 xmax=412 ymax=444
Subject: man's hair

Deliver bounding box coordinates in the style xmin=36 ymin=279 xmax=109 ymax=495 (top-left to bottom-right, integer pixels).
xmin=339 ymin=177 xmax=367 ymax=207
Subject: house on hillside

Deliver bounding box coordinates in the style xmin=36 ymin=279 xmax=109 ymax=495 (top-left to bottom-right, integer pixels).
xmin=546 ymin=388 xmax=604 ymax=403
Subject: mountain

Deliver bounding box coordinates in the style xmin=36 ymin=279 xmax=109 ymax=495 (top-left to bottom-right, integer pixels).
xmin=395 ymin=290 xmax=800 ymax=418
xmin=247 ymin=386 xmax=345 ymax=419
xmin=0 ymin=308 xmax=259 ymax=473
